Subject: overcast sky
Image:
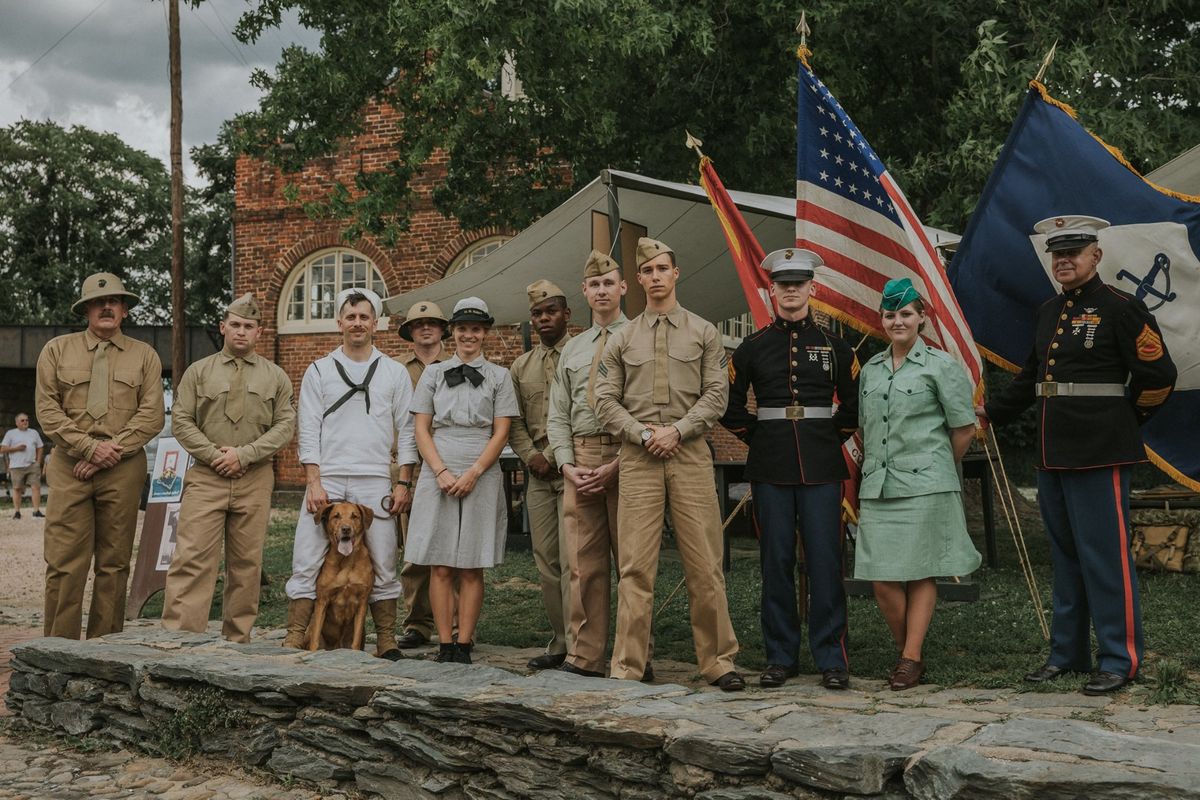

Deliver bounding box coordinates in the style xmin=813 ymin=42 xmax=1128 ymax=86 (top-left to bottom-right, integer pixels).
xmin=0 ymin=0 xmax=320 ymax=184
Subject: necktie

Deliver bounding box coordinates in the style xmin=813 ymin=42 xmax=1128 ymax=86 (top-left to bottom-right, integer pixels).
xmin=445 ymin=364 xmax=484 ymax=388
xmin=226 ymin=360 xmax=245 ymax=422
xmin=586 ymin=327 xmax=610 ymax=408
xmin=543 ymin=345 xmax=558 ymax=385
xmin=653 ymin=315 xmax=669 ymax=405
xmin=86 ymin=342 xmax=110 ymax=419
xmin=323 ymin=356 xmax=382 ymax=418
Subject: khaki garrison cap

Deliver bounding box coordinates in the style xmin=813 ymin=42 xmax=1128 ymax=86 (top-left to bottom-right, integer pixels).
xmin=398 ymin=300 xmax=449 ymax=341
xmin=583 ymin=249 xmax=621 ymax=278
xmin=636 ymin=237 xmax=674 ymax=267
xmin=226 ymin=292 xmax=261 ymax=321
xmin=72 ymin=272 xmax=141 ymax=316
xmin=526 ymin=279 xmax=566 ymax=309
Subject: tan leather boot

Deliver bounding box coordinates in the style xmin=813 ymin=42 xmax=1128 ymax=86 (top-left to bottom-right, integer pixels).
xmin=370 ymin=598 xmax=402 ymax=661
xmin=282 ymin=598 xmax=315 ymax=649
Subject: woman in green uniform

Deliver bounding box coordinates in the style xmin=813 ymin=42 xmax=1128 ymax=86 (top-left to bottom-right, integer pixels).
xmin=855 ymin=278 xmax=981 ymax=690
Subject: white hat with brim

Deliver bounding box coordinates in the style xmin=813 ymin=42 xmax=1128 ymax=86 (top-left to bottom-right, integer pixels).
xmin=1034 ymin=215 xmax=1110 ymax=252
xmin=449 ymin=296 xmax=494 ymax=326
xmin=760 ymin=248 xmax=822 ymax=282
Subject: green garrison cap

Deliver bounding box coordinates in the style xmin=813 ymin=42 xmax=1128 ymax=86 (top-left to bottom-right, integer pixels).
xmin=879 ymin=278 xmax=922 ymax=311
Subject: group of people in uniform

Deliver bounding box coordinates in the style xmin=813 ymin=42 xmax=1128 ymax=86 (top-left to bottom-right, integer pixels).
xmin=32 ymin=213 xmax=1176 ymax=696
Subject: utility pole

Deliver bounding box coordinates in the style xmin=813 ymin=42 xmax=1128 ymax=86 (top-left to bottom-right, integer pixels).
xmin=168 ymin=0 xmax=186 ymax=392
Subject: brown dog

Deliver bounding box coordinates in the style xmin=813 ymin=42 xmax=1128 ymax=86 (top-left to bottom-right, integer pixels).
xmin=306 ymin=502 xmax=376 ymax=651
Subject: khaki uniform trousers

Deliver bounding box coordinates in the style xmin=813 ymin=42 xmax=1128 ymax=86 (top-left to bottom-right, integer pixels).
xmin=162 ymin=461 xmax=274 ymax=643
xmin=610 ymin=437 xmax=738 ymax=682
xmin=527 ymin=469 xmax=569 ymax=655
xmin=399 ymin=508 xmax=435 ymax=637
xmin=563 ymin=436 xmax=620 ymax=673
xmin=43 ymin=449 xmax=147 ymax=639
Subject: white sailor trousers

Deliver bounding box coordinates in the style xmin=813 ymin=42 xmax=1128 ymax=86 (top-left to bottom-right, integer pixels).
xmin=285 ymin=474 xmax=401 ymax=602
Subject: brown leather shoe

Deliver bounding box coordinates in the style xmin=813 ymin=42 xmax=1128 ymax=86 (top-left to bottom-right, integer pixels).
xmin=889 ymin=658 xmax=924 ymax=691
xmin=711 ymin=671 xmax=746 ymax=692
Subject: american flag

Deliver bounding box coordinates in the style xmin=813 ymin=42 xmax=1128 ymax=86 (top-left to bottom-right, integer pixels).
xmin=795 ymin=59 xmax=984 ymax=389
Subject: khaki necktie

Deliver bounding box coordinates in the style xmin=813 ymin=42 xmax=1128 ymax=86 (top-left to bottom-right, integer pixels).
xmin=227 ymin=360 xmax=246 ymax=423
xmin=586 ymin=327 xmax=610 ymax=408
xmin=653 ymin=314 xmax=669 ymax=405
xmin=86 ymin=342 xmax=110 ymax=419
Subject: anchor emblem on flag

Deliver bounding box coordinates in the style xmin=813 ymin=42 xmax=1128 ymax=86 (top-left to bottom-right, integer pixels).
xmin=1117 ymin=253 xmax=1177 ymax=311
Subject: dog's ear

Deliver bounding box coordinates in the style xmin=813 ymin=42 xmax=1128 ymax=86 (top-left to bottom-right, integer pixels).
xmin=358 ymin=504 xmax=375 ymax=528
xmin=316 ymin=503 xmax=334 ymax=525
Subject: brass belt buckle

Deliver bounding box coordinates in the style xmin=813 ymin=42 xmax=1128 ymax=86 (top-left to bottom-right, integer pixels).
xmin=785 ymin=406 xmax=805 ymax=420
xmin=1041 ymin=381 xmax=1060 ymax=397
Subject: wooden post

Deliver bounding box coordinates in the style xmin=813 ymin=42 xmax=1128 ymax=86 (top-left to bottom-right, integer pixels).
xmin=168 ymin=0 xmax=187 ymax=389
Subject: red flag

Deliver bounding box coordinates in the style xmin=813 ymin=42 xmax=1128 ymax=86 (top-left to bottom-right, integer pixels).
xmin=698 ymin=156 xmax=775 ymax=327
xmin=698 ymin=154 xmax=861 ymax=525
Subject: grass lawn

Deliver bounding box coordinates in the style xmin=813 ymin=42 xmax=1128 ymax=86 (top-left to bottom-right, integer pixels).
xmin=139 ymin=497 xmax=1200 ymax=700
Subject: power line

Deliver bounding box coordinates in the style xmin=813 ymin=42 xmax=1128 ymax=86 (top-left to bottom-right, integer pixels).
xmin=1 ymin=0 xmax=111 ymax=97
xmin=187 ymin=4 xmax=249 ymax=68
xmin=205 ymin=1 xmax=252 ymax=68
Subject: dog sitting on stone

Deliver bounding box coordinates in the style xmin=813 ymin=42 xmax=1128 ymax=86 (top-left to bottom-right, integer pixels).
xmin=306 ymin=502 xmax=376 ymax=651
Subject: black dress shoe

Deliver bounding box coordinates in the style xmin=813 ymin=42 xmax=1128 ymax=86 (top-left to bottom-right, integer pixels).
xmin=711 ymin=671 xmax=746 ymax=692
xmin=527 ymin=652 xmax=567 ymax=670
xmin=435 ymin=643 xmax=455 ymax=663
xmin=557 ymin=661 xmax=604 ymax=678
xmin=396 ymin=629 xmax=428 ymax=649
xmin=379 ymin=648 xmax=403 ymax=662
xmin=1024 ymin=664 xmax=1074 ymax=683
xmin=759 ymin=664 xmax=800 ymax=688
xmin=453 ymin=642 xmax=474 ymax=665
xmin=821 ymin=668 xmax=851 ymax=690
xmin=641 ymin=663 xmax=655 ymax=683
xmin=1082 ymin=671 xmax=1131 ymax=695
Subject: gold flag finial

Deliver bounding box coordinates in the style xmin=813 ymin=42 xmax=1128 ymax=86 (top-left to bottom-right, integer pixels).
xmin=685 ymin=130 xmax=705 ymax=160
xmin=1033 ymin=40 xmax=1058 ymax=85
xmin=796 ymin=10 xmax=812 ymax=64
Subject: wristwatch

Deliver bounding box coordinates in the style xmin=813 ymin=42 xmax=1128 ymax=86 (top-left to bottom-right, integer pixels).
xmin=640 ymin=428 xmax=654 ymax=446
xmin=395 ymin=480 xmax=413 ymax=489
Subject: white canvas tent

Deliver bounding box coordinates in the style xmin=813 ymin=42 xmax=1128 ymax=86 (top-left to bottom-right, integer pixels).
xmin=383 ymin=169 xmax=959 ymax=326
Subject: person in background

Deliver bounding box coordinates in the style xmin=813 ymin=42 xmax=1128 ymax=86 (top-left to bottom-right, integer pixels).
xmin=2 ymin=412 xmax=45 ymax=519
xmin=855 ymin=278 xmax=981 ymax=691
xmin=35 ymin=272 xmax=164 ymax=639
xmin=404 ymin=297 xmax=519 ymax=665
xmin=393 ymin=301 xmax=452 ymax=650
xmin=509 ymin=280 xmax=572 ymax=670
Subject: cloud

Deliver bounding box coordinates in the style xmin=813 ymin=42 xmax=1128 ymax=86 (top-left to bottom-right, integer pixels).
xmin=0 ymin=0 xmax=319 ymax=184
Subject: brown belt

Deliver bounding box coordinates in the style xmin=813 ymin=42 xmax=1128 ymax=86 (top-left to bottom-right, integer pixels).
xmin=574 ymin=434 xmax=618 ymax=445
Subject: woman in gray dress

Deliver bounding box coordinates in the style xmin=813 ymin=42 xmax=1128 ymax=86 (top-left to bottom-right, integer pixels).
xmin=406 ymin=297 xmax=520 ymax=664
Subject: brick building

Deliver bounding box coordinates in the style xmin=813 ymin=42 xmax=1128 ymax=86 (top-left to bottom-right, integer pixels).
xmin=233 ymin=100 xmax=746 ymax=488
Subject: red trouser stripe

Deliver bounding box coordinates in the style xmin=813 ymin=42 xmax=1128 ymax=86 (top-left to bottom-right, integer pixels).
xmin=1112 ymin=467 xmax=1139 ymax=678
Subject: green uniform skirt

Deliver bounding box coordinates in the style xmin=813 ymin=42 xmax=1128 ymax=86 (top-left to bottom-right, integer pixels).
xmin=853 ymin=491 xmax=982 ymax=581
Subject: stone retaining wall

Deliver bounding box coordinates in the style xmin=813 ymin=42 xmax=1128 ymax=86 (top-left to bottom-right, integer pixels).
xmin=6 ymin=631 xmax=1200 ymax=799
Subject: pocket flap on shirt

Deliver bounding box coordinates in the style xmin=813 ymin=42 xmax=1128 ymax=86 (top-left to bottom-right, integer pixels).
xmin=622 ymin=349 xmax=654 ymax=367
xmin=56 ymin=368 xmax=91 ymax=387
xmin=668 ymin=343 xmax=703 ymax=362
xmin=862 ymin=456 xmax=882 ymax=475
xmin=114 ymin=369 xmax=143 ymax=389
xmin=890 ymin=454 xmax=933 ymax=473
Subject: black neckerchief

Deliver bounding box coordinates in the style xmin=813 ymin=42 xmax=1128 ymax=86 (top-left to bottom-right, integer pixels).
xmin=444 ymin=363 xmax=484 ymax=388
xmin=323 ymin=356 xmax=381 ymax=418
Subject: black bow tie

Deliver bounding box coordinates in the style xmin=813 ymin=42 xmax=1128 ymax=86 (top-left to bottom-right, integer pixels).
xmin=445 ymin=364 xmax=484 ymax=388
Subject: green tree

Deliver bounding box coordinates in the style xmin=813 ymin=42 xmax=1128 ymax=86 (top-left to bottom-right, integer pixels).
xmin=231 ymin=0 xmax=1199 ymax=240
xmin=0 ymin=120 xmax=171 ymax=324
xmin=0 ymin=119 xmax=233 ymax=326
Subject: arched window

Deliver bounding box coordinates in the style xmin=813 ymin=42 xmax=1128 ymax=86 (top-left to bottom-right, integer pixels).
xmin=279 ymin=248 xmax=389 ymax=333
xmin=445 ymin=235 xmax=510 ymax=277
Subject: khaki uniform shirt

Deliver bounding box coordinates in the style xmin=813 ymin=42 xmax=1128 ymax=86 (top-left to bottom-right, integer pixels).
xmin=393 ymin=348 xmax=449 ymax=474
xmin=547 ymin=314 xmax=629 ymax=467
xmin=509 ymin=334 xmax=570 ymax=468
xmin=594 ymin=304 xmax=729 ymax=444
xmin=35 ymin=329 xmax=164 ymax=462
xmin=172 ymin=348 xmax=297 ymax=468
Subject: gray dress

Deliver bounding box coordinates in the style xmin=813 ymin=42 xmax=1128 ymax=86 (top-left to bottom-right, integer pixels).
xmin=405 ymin=355 xmax=520 ymax=569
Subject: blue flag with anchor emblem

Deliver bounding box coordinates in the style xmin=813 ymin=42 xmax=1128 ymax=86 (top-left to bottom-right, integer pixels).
xmin=949 ymin=82 xmax=1200 ymax=491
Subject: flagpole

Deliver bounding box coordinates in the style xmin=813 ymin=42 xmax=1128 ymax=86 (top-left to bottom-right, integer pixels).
xmin=1032 ymin=40 xmax=1058 ymax=85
